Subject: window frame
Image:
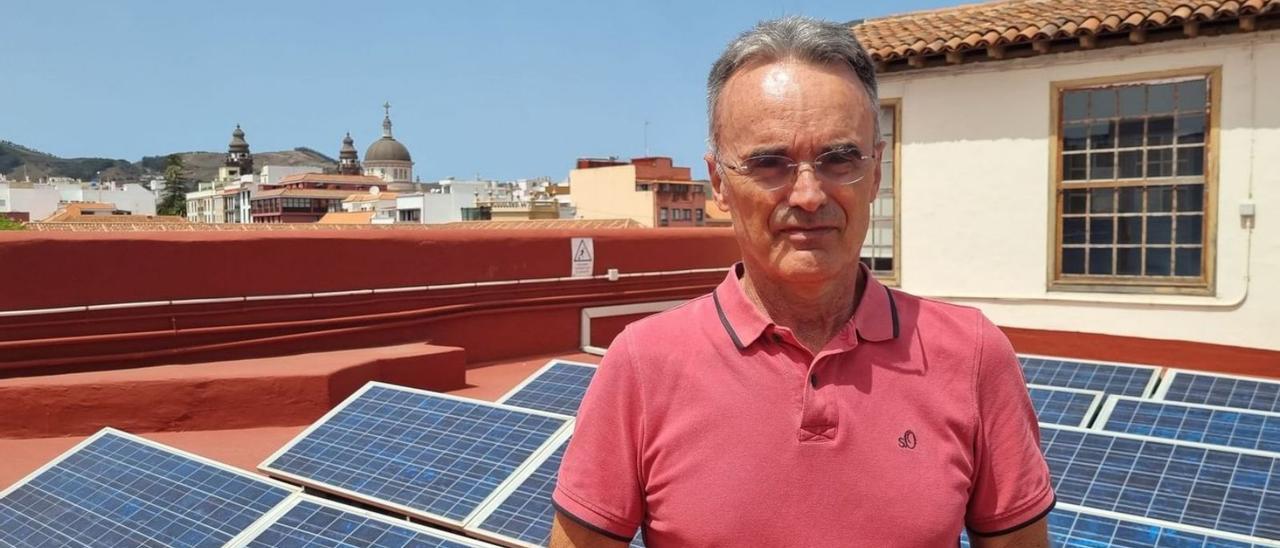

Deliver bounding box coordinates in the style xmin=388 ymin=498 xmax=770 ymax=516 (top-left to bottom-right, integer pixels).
xmin=1046 ymin=67 xmax=1220 ymax=295
xmin=862 ymin=99 xmax=902 ymax=286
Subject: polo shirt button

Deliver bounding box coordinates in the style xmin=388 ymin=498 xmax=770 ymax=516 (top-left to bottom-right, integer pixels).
xmin=810 ymin=373 xmax=818 ymax=388
xmin=772 ymin=334 xmax=783 ymax=343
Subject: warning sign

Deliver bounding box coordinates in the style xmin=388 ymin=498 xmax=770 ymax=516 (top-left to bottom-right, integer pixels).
xmin=571 ymin=237 xmax=594 ymax=278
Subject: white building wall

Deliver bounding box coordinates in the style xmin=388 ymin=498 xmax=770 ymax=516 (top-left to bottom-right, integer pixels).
xmin=54 ymin=183 xmax=158 ymax=216
xmin=879 ymin=32 xmax=1279 ymax=350
xmin=0 ymin=184 xmax=61 ymax=220
xmin=259 ymin=165 xmax=324 ymax=186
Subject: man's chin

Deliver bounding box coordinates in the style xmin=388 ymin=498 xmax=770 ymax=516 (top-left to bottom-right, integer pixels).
xmin=767 ymin=251 xmax=850 ymax=283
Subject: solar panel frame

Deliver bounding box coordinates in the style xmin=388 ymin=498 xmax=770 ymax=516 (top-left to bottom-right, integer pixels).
xmin=0 ymin=427 xmax=300 ymax=548
xmin=1154 ymin=369 xmax=1280 ymax=413
xmin=495 ymin=359 xmax=598 ymax=417
xmin=1026 ymin=384 xmax=1105 ymax=427
xmin=230 ymin=494 xmax=498 ymax=547
xmin=1094 ymin=395 xmax=1280 ymax=455
xmin=960 ymin=502 xmax=1280 ymax=547
xmin=1041 ymin=423 xmax=1280 ymax=542
xmin=258 ymin=382 xmax=573 ymax=532
xmin=1018 ymin=353 xmax=1162 ymax=398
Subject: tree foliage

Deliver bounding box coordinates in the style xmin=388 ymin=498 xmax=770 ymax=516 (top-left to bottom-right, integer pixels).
xmin=157 ymin=154 xmax=189 ymax=217
xmin=0 ymin=216 xmax=25 ymax=231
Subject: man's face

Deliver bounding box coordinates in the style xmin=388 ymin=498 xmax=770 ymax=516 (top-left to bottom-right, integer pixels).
xmin=706 ymin=59 xmax=883 ymax=286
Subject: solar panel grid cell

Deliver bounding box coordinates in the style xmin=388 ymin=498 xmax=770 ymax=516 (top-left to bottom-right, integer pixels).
xmin=238 ymin=496 xmax=493 ymax=548
xmin=498 ymin=361 xmax=597 ymax=417
xmin=1161 ymin=371 xmax=1280 ymax=414
xmin=1019 ymin=355 xmax=1159 ymax=398
xmin=0 ymin=430 xmax=294 ymax=548
xmin=1027 ymin=385 xmax=1103 ymax=427
xmin=1099 ymin=397 xmax=1280 ymax=455
xmin=1041 ymin=425 xmax=1280 ymax=542
xmin=260 ymin=383 xmax=570 ymax=528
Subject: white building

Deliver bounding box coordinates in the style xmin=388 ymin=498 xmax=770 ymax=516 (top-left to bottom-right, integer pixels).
xmin=342 ymin=188 xmax=397 ymax=224
xmin=1 ymin=180 xmax=156 ymax=221
xmin=851 ymin=1 xmax=1279 ymax=351
xmin=363 ymin=103 xmax=415 ymax=191
xmin=396 ymin=179 xmax=490 ymax=223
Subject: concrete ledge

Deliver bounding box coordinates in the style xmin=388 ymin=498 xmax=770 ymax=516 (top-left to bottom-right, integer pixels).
xmin=0 ymin=343 xmax=466 ymax=439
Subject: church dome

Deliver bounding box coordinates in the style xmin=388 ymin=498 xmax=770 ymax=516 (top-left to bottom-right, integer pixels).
xmin=364 ymin=103 xmax=412 ymax=162
xmin=365 ymin=137 xmax=412 ymax=162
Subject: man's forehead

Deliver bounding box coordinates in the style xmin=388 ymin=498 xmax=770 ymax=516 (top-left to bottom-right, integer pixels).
xmin=715 ymin=59 xmax=874 ymax=150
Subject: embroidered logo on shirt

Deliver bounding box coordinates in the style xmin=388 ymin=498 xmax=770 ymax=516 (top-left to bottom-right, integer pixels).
xmin=897 ymin=430 xmax=917 ymax=450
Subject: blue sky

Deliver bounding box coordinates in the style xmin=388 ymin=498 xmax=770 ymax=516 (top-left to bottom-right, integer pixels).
xmin=1 ymin=1 xmax=956 ymax=181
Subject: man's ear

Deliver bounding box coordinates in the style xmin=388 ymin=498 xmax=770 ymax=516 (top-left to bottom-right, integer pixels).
xmin=706 ymin=152 xmax=731 ymax=212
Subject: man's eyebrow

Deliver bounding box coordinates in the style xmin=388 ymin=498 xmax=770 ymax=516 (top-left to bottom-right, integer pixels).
xmin=822 ymin=141 xmax=864 ymax=155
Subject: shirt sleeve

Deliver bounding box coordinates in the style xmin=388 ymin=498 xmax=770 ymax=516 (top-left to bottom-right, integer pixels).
xmin=552 ymin=328 xmax=645 ymax=542
xmin=965 ymin=315 xmax=1056 ymax=536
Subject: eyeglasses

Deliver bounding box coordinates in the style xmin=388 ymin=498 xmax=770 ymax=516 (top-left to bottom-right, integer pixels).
xmin=717 ymin=149 xmax=875 ymax=192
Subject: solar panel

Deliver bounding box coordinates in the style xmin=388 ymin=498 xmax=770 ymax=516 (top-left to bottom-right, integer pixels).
xmin=260 ymin=382 xmax=572 ymax=530
xmin=233 ymin=495 xmax=495 ymax=547
xmin=497 ymin=359 xmax=597 ymax=417
xmin=0 ymin=428 xmax=296 ymax=548
xmin=1096 ymin=396 xmax=1280 ymax=455
xmin=1042 ymin=424 xmax=1280 ymax=541
xmin=1019 ymin=354 xmax=1161 ymax=397
xmin=959 ymin=502 xmax=1272 ymax=547
xmin=1027 ymin=384 xmax=1104 ymax=427
xmin=467 ymin=431 xmax=644 ymax=548
xmin=1155 ymin=370 xmax=1280 ymax=414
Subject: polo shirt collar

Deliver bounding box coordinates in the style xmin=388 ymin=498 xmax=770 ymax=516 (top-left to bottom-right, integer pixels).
xmin=712 ymin=262 xmax=899 ymax=350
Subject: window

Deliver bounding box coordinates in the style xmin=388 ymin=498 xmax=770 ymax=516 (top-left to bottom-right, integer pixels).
xmin=695 ymin=208 xmax=704 ymax=224
xmin=861 ymin=102 xmax=899 ymax=282
xmin=1053 ymin=72 xmax=1213 ymax=290
xmin=684 ymin=208 xmax=692 ymax=221
xmin=658 ymin=207 xmax=669 ymax=226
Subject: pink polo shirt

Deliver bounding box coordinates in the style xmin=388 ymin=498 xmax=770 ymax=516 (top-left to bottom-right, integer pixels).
xmin=553 ymin=263 xmax=1054 ymax=546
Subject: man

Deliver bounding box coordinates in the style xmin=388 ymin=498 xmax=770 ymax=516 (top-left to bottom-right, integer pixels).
xmin=551 ymin=16 xmax=1053 ymax=547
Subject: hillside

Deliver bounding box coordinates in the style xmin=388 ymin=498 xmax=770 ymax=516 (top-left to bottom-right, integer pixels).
xmin=0 ymin=141 xmax=337 ymax=188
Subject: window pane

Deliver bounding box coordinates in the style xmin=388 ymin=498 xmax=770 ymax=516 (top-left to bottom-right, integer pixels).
xmin=1062 ymin=248 xmax=1086 ymax=274
xmin=1064 ymin=189 xmax=1088 ymax=214
xmin=1148 ymin=186 xmax=1174 ymax=212
xmin=1118 ymin=150 xmax=1143 ymax=179
xmin=1176 ymin=184 xmax=1204 ymax=212
xmin=1091 ymin=152 xmax=1115 ymax=179
xmin=1090 ymin=89 xmax=1117 ymax=118
xmin=1116 ymin=187 xmax=1141 ymax=213
xmin=1089 ymin=217 xmax=1114 ymax=244
xmin=1088 ymin=248 xmax=1113 ymax=275
xmin=1148 ymin=83 xmax=1175 ymax=113
xmin=1176 ymin=79 xmax=1207 ymax=111
xmin=1175 ymin=248 xmax=1202 ymax=277
xmin=1177 ymin=113 xmax=1205 ymax=144
xmin=1176 ymin=214 xmax=1203 ymax=244
xmin=1090 ymin=121 xmax=1116 ymax=149
xmin=1177 ymin=146 xmax=1204 ymax=176
xmin=1147 ymin=148 xmax=1173 ymax=178
xmin=1119 ymin=86 xmax=1145 ymax=117
xmin=1146 ymin=247 xmax=1172 ymax=276
xmin=1063 ymin=217 xmax=1086 ymax=244
xmin=1063 ymin=154 xmax=1088 ymax=180
xmin=1147 ymin=117 xmax=1174 ymax=146
xmin=1117 ymin=119 xmax=1145 ymax=148
xmin=1063 ymin=91 xmax=1089 ymax=121
xmin=1090 ymin=188 xmax=1115 ymax=213
xmin=1117 ymin=216 xmax=1143 ymax=244
xmin=1147 ymin=216 xmax=1172 ymax=244
xmin=1117 ymin=247 xmax=1142 ymax=275
xmin=1063 ymin=123 xmax=1089 ymax=151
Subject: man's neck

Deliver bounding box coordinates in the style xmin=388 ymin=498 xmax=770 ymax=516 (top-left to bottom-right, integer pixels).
xmin=740 ymin=263 xmax=864 ymax=354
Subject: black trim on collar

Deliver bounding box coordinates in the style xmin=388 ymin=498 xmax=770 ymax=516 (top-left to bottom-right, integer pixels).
xmin=551 ymin=499 xmax=636 ymax=543
xmin=966 ymin=496 xmax=1056 ymax=537
xmin=712 ymin=290 xmax=746 ymax=350
xmin=885 ymin=285 xmax=900 ymax=339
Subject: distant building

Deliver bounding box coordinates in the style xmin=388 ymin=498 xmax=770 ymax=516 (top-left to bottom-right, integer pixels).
xmin=188 ymin=125 xmax=256 ymax=224
xmin=567 ymin=156 xmax=707 ymax=227
xmin=342 ymin=189 xmax=397 ymax=224
xmin=337 ymin=133 xmax=362 ymax=176
xmin=363 ymin=103 xmax=415 ymax=191
xmin=2 ymin=179 xmax=157 ymax=221
xmin=37 ymin=203 xmax=187 ymax=224
xmin=395 ymin=179 xmax=490 ymax=224
xmin=250 ymin=173 xmax=383 ymax=223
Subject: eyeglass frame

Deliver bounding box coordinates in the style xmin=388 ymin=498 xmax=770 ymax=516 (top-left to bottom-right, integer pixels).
xmin=715 ymin=148 xmax=878 ymax=192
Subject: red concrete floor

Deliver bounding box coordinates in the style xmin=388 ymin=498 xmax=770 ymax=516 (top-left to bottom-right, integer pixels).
xmin=0 ymin=351 xmax=600 ymax=491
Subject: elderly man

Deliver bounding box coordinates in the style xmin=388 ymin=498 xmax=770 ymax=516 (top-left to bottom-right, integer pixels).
xmin=551 ymin=16 xmax=1053 ymax=547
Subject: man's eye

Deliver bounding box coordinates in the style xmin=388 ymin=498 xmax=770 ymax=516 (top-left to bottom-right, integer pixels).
xmin=745 ymin=156 xmax=789 ymax=171
xmin=820 ymin=151 xmax=860 ymax=165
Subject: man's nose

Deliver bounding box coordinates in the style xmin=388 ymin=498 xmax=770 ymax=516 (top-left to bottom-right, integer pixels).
xmin=787 ymin=164 xmax=827 ymax=212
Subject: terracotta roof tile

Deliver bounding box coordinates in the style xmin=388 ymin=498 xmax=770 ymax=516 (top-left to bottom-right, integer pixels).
xmin=853 ymin=0 xmax=1278 ymax=66
xmin=317 ymin=211 xmax=377 ymax=224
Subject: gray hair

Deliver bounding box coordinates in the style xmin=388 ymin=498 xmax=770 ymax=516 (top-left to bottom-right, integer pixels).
xmin=706 ymin=16 xmax=880 ymax=152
